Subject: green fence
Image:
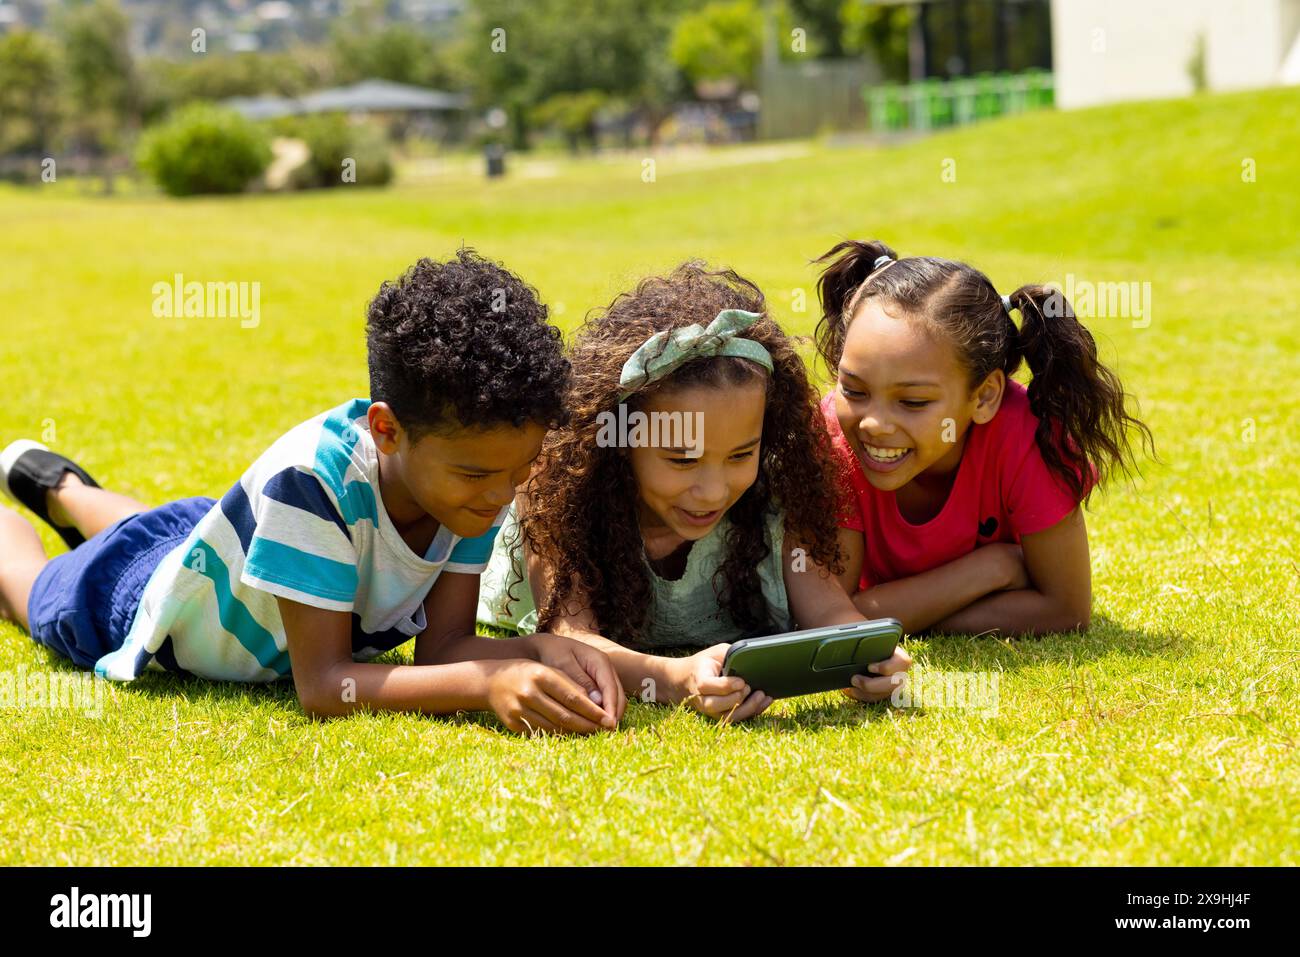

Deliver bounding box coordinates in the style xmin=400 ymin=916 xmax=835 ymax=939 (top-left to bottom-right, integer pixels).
xmin=866 ymin=70 xmax=1054 ymax=133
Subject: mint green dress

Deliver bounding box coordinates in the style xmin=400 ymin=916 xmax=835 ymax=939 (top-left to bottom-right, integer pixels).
xmin=476 ymin=502 xmax=792 ymax=649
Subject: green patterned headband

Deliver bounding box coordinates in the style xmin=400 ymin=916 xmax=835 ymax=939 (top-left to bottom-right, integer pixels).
xmin=617 ymin=309 xmax=774 ymax=402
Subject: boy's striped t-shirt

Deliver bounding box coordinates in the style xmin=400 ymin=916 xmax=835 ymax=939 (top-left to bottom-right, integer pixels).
xmin=95 ymin=398 xmax=505 ymax=683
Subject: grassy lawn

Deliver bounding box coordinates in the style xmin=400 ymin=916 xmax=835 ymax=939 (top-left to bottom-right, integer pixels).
xmin=1 ymin=85 xmax=1297 ymax=865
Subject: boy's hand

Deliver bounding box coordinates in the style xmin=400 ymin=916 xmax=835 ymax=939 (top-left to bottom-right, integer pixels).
xmin=842 ymin=646 xmax=913 ymax=704
xmin=485 ymin=659 xmax=615 ymax=735
xmin=671 ymin=644 xmax=772 ymax=724
xmin=527 ymin=632 xmax=625 ymax=726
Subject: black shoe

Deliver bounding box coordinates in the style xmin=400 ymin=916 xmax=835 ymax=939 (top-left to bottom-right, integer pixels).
xmin=0 ymin=440 xmax=101 ymax=549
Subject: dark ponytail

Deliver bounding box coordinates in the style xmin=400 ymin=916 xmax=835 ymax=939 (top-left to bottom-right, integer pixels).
xmin=1007 ymin=285 xmax=1154 ymax=501
xmin=813 ymin=239 xmax=898 ymax=377
xmin=813 ymin=238 xmax=1153 ymax=502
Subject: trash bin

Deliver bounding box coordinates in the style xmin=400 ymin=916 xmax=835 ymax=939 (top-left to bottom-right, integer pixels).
xmin=1026 ymin=70 xmax=1055 ymax=109
xmin=952 ymin=78 xmax=977 ymax=125
xmin=1006 ymin=73 xmax=1029 ymax=114
xmin=884 ymin=86 xmax=907 ymax=130
xmin=925 ymin=78 xmax=954 ymax=128
xmin=485 ymin=143 xmax=506 ymax=178
xmin=867 ymin=86 xmax=889 ymax=133
xmin=974 ymin=73 xmax=1003 ymax=120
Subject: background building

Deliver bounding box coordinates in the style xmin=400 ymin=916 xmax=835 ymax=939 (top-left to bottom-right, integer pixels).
xmin=1051 ymin=0 xmax=1300 ymax=108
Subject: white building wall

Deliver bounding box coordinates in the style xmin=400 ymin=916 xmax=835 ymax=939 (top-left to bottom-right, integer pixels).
xmin=1051 ymin=0 xmax=1300 ymax=108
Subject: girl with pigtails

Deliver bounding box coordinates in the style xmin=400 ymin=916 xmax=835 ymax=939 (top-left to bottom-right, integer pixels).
xmin=813 ymin=240 xmax=1153 ymax=636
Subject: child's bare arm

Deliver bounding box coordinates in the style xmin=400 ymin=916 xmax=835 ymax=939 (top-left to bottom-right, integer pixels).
xmin=526 ymin=541 xmax=764 ymax=720
xmin=277 ymin=570 xmax=612 ymax=732
xmin=930 ymin=507 xmax=1091 ymax=636
xmin=525 ymin=542 xmax=672 ymax=698
xmin=413 ymin=569 xmax=545 ymax=665
xmin=417 ymin=566 xmax=623 ymax=726
xmin=837 ymin=528 xmax=1028 ymax=633
xmin=784 ymin=537 xmax=913 ymax=703
xmin=785 ymin=535 xmax=871 ymax=629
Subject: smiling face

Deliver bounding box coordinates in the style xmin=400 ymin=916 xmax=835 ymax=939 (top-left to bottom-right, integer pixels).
xmin=369 ymin=403 xmax=546 ymax=539
xmin=628 ymin=380 xmax=766 ymax=548
xmin=834 ymin=299 xmax=1003 ymax=493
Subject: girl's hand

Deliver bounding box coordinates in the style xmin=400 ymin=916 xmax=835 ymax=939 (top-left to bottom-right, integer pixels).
xmin=673 ymin=644 xmax=773 ymax=723
xmin=842 ymin=645 xmax=913 ymax=704
xmin=526 ymin=633 xmax=624 ymax=727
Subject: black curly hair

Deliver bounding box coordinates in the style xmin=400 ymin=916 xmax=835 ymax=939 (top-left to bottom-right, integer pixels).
xmin=365 ymin=247 xmax=570 ymax=439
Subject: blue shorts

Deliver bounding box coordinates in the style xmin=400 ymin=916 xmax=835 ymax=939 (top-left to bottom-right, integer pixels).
xmin=26 ymin=497 xmax=216 ymax=670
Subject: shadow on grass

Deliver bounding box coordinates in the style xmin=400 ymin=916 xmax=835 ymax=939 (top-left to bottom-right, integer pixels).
xmin=14 ymin=612 xmax=1185 ymax=736
xmin=904 ymin=614 xmax=1189 ymax=673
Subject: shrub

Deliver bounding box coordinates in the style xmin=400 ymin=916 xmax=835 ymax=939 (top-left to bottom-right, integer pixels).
xmin=531 ymin=91 xmax=609 ymax=151
xmin=135 ymin=103 xmax=271 ymax=196
xmin=282 ymin=114 xmax=393 ymax=189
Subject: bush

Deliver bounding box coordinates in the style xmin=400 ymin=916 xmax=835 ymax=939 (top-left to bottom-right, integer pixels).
xmin=135 ymin=103 xmax=271 ymax=196
xmin=281 ymin=114 xmax=393 ymax=190
xmin=531 ymin=91 xmax=608 ymax=151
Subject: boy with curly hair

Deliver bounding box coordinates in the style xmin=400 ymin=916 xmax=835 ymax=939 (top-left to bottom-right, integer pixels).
xmin=0 ymin=249 xmax=624 ymax=734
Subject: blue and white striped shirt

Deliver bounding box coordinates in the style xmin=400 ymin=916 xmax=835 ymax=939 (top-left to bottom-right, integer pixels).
xmin=96 ymin=398 xmax=504 ymax=682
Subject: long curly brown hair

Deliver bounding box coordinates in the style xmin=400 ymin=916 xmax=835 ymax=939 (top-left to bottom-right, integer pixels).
xmin=518 ymin=261 xmax=844 ymax=648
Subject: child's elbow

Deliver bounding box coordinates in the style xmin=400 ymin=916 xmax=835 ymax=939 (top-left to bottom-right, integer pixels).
xmin=296 ymin=684 xmax=345 ymax=720
xmin=297 ymin=694 xmax=329 ymax=720
xmin=1056 ymin=601 xmax=1091 ymax=634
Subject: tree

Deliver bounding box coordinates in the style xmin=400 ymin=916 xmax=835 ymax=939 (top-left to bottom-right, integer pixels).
xmin=669 ymin=1 xmax=820 ymax=90
xmin=0 ymin=31 xmax=62 ymax=157
xmin=56 ymin=0 xmax=141 ymax=165
xmin=841 ymin=0 xmax=912 ymax=83
xmin=139 ymin=48 xmax=333 ymax=125
xmin=329 ymin=0 xmax=467 ymax=90
xmin=787 ymin=0 xmax=847 ymax=57
xmin=463 ymin=0 xmax=694 ymax=148
xmin=670 ymin=0 xmax=764 ymax=87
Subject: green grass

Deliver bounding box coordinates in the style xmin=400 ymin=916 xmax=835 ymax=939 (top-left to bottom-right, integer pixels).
xmin=2 ymin=86 xmax=1298 ymax=865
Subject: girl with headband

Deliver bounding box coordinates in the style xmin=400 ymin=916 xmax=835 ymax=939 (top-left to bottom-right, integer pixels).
xmin=814 ymin=239 xmax=1153 ymax=636
xmin=477 ymin=261 xmax=912 ymax=722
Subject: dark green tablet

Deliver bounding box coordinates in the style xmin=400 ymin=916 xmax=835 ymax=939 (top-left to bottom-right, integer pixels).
xmin=721 ymin=619 xmax=903 ymax=699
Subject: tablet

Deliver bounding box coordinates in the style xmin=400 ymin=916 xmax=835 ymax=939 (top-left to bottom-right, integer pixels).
xmin=721 ymin=618 xmax=903 ymax=700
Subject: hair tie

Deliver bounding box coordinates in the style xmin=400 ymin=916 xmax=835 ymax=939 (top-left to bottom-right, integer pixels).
xmin=617 ymin=309 xmax=774 ymax=402
xmin=1001 ymin=294 xmax=1014 ymax=314
xmin=872 ymin=255 xmax=893 ymax=270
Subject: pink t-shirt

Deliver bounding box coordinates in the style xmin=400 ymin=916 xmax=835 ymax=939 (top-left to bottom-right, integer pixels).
xmin=822 ymin=380 xmax=1091 ymax=592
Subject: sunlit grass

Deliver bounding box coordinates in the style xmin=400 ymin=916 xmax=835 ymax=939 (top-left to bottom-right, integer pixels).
xmin=1 ymin=85 xmax=1297 ymax=864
